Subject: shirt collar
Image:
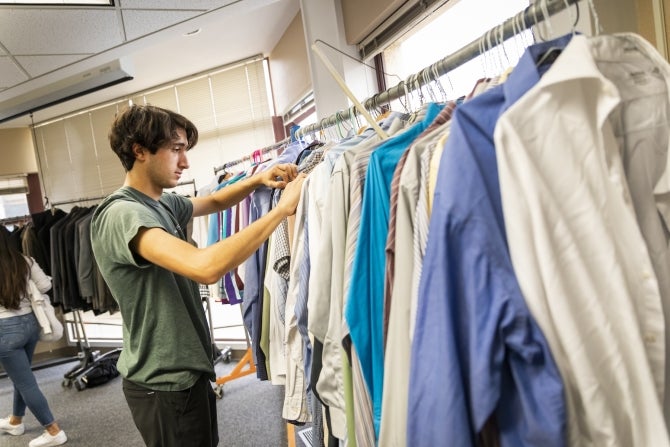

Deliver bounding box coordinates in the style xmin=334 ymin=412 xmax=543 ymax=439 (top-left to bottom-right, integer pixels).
xmin=537 ymin=32 xmax=670 ymax=203
xmin=539 ymin=34 xmax=607 ymax=88
xmin=502 ymin=32 xmax=574 ymax=110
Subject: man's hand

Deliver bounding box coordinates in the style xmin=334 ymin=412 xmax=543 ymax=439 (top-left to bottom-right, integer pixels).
xmin=260 ymin=163 xmax=298 ymax=189
xmin=277 ymin=173 xmax=307 ymax=216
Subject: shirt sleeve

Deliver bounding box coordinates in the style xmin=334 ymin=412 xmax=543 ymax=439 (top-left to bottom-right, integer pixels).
xmin=28 ymin=256 xmax=52 ymax=294
xmin=94 ymin=200 xmax=168 ymax=269
xmin=160 ymin=193 xmax=194 ymax=230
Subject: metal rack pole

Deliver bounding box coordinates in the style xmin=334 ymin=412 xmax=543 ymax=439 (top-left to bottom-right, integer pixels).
xmin=296 ymin=0 xmax=578 ymax=138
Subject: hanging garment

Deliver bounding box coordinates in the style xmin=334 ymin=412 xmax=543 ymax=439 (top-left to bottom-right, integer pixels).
xmin=408 ymin=34 xmax=573 ymax=447
xmin=494 ymin=33 xmax=670 ymax=446
xmin=306 ymin=117 xmax=406 ymax=443
xmin=379 ymin=101 xmax=458 ymax=447
xmin=346 ymin=102 xmax=442 ymax=437
xmin=283 ymin=176 xmax=312 ymax=424
xmin=243 ymin=140 xmax=306 ymax=380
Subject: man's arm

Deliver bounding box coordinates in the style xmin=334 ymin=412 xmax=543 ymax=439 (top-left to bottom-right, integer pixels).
xmin=190 ymin=163 xmax=298 ymax=217
xmin=132 ymin=173 xmax=306 ymax=284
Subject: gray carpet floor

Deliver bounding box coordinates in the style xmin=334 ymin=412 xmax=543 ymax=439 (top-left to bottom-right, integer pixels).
xmin=0 ymin=355 xmax=293 ymax=447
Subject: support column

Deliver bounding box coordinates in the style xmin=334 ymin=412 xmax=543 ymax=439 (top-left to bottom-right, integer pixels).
xmin=299 ymin=0 xmax=377 ymax=121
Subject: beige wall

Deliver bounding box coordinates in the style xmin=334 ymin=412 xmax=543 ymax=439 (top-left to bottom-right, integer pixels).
xmin=593 ymin=0 xmax=668 ymax=59
xmin=636 ymin=0 xmax=670 ymax=56
xmin=340 ymin=0 xmax=406 ymax=45
xmin=0 ymin=127 xmax=37 ymax=176
xmin=269 ymin=12 xmax=311 ymax=116
xmin=636 ymin=0 xmax=658 ymax=46
xmin=594 ymin=0 xmax=639 ymax=34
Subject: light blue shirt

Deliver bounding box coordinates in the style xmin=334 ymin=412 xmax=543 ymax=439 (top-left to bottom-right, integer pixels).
xmin=407 ymin=35 xmax=572 ymax=447
xmin=345 ymin=102 xmax=442 ymax=437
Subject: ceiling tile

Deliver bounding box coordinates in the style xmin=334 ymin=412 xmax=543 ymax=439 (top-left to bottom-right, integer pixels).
xmin=0 ymin=56 xmax=29 ymax=89
xmin=0 ymin=9 xmax=122 ymax=54
xmin=122 ymin=10 xmax=203 ymax=41
xmin=119 ymin=0 xmax=229 ymax=10
xmin=15 ymin=54 xmax=90 ymax=77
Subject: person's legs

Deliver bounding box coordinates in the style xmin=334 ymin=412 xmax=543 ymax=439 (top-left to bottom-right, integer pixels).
xmin=123 ymin=374 xmax=218 ymax=447
xmin=0 ymin=313 xmax=55 ymax=426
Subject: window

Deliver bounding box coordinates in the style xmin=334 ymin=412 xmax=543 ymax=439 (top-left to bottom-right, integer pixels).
xmin=0 ymin=194 xmax=29 ymax=218
xmin=0 ymin=175 xmax=29 ymax=196
xmin=0 ymin=194 xmax=29 ymax=229
xmin=383 ymin=0 xmax=532 ymax=107
xmin=0 ymin=176 xmax=30 ymax=228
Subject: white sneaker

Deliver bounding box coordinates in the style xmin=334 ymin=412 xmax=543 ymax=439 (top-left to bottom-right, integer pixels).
xmin=28 ymin=430 xmax=67 ymax=447
xmin=0 ymin=416 xmax=25 ymax=435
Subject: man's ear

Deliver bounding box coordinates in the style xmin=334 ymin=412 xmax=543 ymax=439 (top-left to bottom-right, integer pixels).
xmin=132 ymin=143 xmax=146 ymax=161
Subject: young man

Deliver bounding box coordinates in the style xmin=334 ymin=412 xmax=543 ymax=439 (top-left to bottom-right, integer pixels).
xmin=90 ymin=104 xmax=305 ymax=447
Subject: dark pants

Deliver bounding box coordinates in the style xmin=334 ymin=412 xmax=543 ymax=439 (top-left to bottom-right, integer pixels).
xmin=122 ymin=374 xmax=219 ymax=447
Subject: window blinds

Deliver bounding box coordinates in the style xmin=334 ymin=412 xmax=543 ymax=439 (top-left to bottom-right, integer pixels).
xmin=34 ymin=58 xmax=274 ymax=205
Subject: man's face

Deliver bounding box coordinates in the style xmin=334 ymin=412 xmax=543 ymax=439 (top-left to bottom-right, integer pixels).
xmin=146 ymin=127 xmax=190 ymax=189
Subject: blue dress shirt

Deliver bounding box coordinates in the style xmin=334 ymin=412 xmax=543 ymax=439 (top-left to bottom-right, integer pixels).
xmin=407 ymin=35 xmax=572 ymax=447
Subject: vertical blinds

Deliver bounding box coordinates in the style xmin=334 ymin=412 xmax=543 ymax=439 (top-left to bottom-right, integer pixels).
xmin=34 ymin=58 xmax=274 ymax=205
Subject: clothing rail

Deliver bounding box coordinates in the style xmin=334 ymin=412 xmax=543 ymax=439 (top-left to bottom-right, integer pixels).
xmin=0 ymin=214 xmax=31 ymax=226
xmin=296 ymin=0 xmax=578 ymax=138
xmin=50 ymin=195 xmax=107 ymax=207
xmin=169 ymin=179 xmax=197 ymax=197
xmin=213 ymin=137 xmax=291 ymax=174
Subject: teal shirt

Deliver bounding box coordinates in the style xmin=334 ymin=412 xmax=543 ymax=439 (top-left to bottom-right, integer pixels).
xmin=91 ymin=186 xmax=214 ymax=391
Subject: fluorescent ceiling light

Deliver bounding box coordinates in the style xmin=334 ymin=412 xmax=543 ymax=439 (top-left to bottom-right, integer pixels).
xmin=0 ymin=1 xmax=112 ymax=5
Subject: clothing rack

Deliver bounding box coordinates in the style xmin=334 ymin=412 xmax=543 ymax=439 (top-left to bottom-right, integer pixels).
xmin=176 ymin=179 xmax=196 ymax=188
xmin=168 ymin=179 xmax=197 ymax=197
xmin=61 ymin=310 xmax=122 ymax=391
xmin=213 ymin=137 xmax=291 ymax=174
xmin=208 ymin=136 xmax=297 ymax=395
xmin=296 ymin=0 xmax=578 ymax=138
xmin=46 ymin=195 xmax=117 ymax=390
xmin=50 ymin=195 xmax=107 ymax=207
xmin=0 ymin=214 xmax=31 ymax=226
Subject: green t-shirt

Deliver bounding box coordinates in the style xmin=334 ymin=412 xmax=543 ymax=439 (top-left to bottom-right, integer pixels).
xmin=91 ymin=186 xmax=214 ymax=391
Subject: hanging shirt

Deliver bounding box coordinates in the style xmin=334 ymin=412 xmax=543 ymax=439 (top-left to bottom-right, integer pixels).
xmin=380 ymin=101 xmax=457 ymax=447
xmin=243 ymin=141 xmax=306 ymax=380
xmin=494 ymin=33 xmax=670 ymax=446
xmin=283 ymin=176 xmax=312 ymax=423
xmin=308 ymin=119 xmax=404 ymax=441
xmin=408 ymin=34 xmax=572 ymax=447
xmin=346 ymin=102 xmax=442 ymax=438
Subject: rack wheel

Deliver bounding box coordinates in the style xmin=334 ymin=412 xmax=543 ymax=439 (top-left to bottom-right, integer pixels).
xmin=213 ymin=385 xmax=223 ymax=399
xmin=222 ymin=352 xmax=232 ymax=363
xmin=74 ymin=379 xmax=86 ymax=391
xmin=61 ymin=378 xmax=72 ymax=388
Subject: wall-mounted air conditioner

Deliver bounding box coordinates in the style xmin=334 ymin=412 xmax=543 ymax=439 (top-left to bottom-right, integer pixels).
xmin=0 ymin=58 xmax=134 ymax=124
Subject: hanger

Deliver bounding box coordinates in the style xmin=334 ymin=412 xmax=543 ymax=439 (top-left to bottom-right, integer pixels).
xmin=218 ymin=169 xmax=232 ymax=184
xmin=252 ymin=149 xmax=263 ymax=164
xmin=415 ymin=73 xmax=426 ymax=106
xmin=535 ymin=0 xmax=581 ymax=67
xmin=586 ymin=0 xmax=601 ymax=35
xmin=335 ymin=110 xmax=346 ymax=139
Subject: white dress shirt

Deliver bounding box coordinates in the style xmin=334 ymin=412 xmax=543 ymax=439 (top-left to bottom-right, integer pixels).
xmin=494 ymin=33 xmax=670 ymax=446
xmin=283 ymin=176 xmax=311 ymax=422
